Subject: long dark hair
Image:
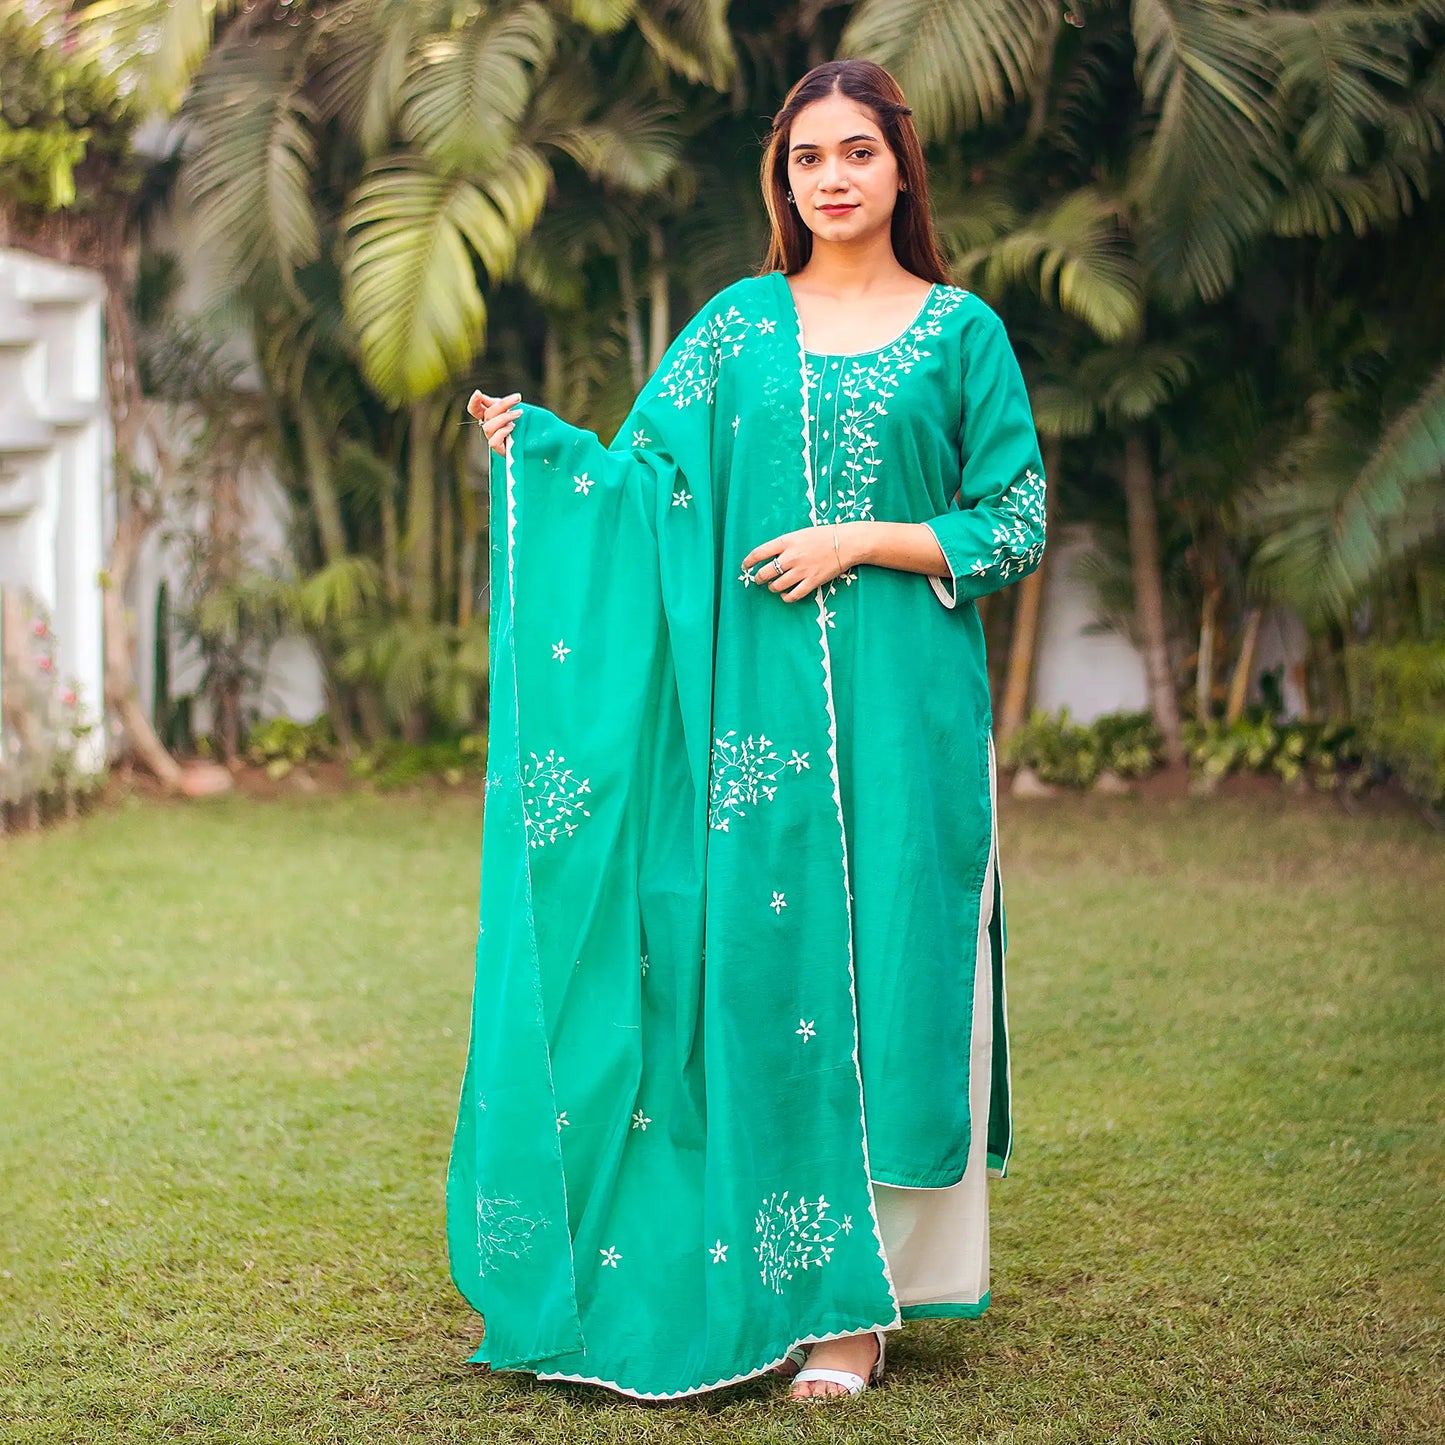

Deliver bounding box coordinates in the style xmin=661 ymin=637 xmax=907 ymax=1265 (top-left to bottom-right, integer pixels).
xmin=759 ymin=59 xmax=951 ymax=284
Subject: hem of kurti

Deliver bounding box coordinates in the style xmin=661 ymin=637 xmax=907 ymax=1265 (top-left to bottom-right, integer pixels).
xmin=869 ymin=1163 xmax=968 ymax=1189
xmin=901 ymin=1292 xmax=990 ymax=1320
xmin=986 ymin=1151 xmax=1008 ymax=1177
xmin=509 ymin=1316 xmax=904 ymax=1401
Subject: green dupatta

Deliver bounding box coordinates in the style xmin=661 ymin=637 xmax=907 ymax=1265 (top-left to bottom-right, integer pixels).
xmin=447 ymin=271 xmax=1027 ymax=1398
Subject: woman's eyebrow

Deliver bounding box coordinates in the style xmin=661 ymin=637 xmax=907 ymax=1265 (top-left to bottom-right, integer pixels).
xmin=789 ymin=133 xmax=879 ymax=152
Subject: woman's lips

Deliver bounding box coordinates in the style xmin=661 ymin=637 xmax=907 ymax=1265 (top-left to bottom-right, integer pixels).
xmin=817 ymin=204 xmax=857 ymax=215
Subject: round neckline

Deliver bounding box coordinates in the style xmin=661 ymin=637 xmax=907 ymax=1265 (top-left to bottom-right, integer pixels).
xmin=783 ymin=278 xmax=940 ymax=360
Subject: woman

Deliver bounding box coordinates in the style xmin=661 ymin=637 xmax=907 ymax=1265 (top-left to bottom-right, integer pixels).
xmin=448 ymin=58 xmax=1045 ymax=1403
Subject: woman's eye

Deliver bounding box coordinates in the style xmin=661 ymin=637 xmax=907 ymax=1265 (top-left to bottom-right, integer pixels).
xmin=850 ymin=149 xmax=874 ymax=161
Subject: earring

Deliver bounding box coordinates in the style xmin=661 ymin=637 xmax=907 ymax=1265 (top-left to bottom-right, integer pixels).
xmin=787 ymin=190 xmax=794 ymax=203
xmin=899 ymin=181 xmax=909 ymax=192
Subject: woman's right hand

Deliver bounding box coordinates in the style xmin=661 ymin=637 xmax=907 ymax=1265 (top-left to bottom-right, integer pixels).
xmin=467 ymin=390 xmax=522 ymax=456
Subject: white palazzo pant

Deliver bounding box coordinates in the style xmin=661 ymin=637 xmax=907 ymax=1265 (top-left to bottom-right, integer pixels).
xmin=871 ymin=750 xmax=997 ymax=1314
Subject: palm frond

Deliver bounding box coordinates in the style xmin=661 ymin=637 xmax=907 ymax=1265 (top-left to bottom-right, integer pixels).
xmin=954 ymin=188 xmax=1144 ymax=343
xmin=1029 ymin=383 xmax=1098 ymax=441
xmin=533 ymin=84 xmax=683 ymax=192
xmin=567 ymin=0 xmax=640 ymax=31
xmin=1129 ymin=0 xmax=1284 ymax=304
xmin=179 ymin=33 xmax=319 ymax=283
xmin=296 ymin=555 xmax=384 ymax=628
xmin=400 ymin=2 xmax=555 ymax=175
xmin=633 ymin=0 xmax=736 ymax=92
xmin=342 ymin=149 xmax=549 ymax=401
xmin=75 ymin=0 xmax=242 ymax=112
xmin=841 ymin=0 xmax=1057 ymax=140
xmin=312 ymin=0 xmax=442 ymax=157
xmin=1077 ymin=341 xmax=1195 ymax=424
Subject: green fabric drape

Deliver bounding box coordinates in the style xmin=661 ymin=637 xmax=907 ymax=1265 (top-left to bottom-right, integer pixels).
xmin=447 ymin=271 xmax=1046 ymax=1398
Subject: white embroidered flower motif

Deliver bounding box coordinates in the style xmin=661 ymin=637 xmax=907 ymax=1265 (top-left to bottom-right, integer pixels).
xmin=632 ymin=428 xmax=650 ymax=447
xmin=710 ymin=1240 xmax=729 ymax=1263
xmin=737 ymin=564 xmax=754 ymax=588
xmin=770 ymin=891 xmax=787 ymax=914
xmin=788 ymin=750 xmax=810 ymax=772
xmin=556 ymin=1111 xmax=570 ymax=1130
xmin=708 ymin=730 xmax=799 ymax=831
xmin=657 ymin=306 xmax=754 ymax=408
xmin=475 ymin=1196 xmax=543 ymax=1276
xmin=965 ymin=466 xmax=1047 ymax=583
xmin=630 ymin=1109 xmax=652 ymax=1131
xmin=551 ymin=640 xmax=570 ymax=662
xmin=756 ymin=317 xmax=777 ymax=334
xmin=640 ymin=952 xmax=650 ymax=977
xmin=671 ymin=486 xmax=692 ymax=508
xmin=753 ymin=1191 xmax=852 ymax=1294
xmin=520 ymin=749 xmax=592 ymax=848
xmin=573 ymin=472 xmax=594 ymax=495
xmin=795 ymin=1019 xmax=816 ymax=1042
xmin=599 ymin=1246 xmax=622 ymax=1268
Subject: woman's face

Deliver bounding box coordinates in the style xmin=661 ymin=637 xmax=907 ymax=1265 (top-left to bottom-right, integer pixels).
xmin=785 ymin=92 xmax=901 ymax=245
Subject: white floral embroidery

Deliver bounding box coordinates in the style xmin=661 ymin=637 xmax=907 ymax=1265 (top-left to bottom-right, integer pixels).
xmin=631 ymin=1109 xmax=652 ymax=1131
xmin=710 ymin=1240 xmax=729 ymax=1263
xmin=552 ymin=639 xmax=570 ymax=662
xmin=476 ymin=1195 xmax=543 ymax=1275
xmin=671 ymin=486 xmax=692 ymax=508
xmin=770 ymin=891 xmax=787 ymax=914
xmin=632 ymin=428 xmax=650 ymax=447
xmin=753 ymin=1191 xmax=852 ymax=1294
xmin=757 ymin=317 xmax=777 ymax=334
xmin=557 ymin=1110 xmax=570 ymax=1129
xmin=737 ymin=564 xmax=755 ymax=587
xmin=640 ymin=952 xmax=650 ymax=977
xmin=657 ymin=305 xmax=754 ymax=408
xmin=708 ymin=731 xmax=802 ymax=831
xmin=795 ymin=1019 xmax=816 ymax=1042
xmin=573 ymin=472 xmax=594 ymax=495
xmin=964 ymin=465 xmax=1046 ymax=583
xmin=807 ymin=287 xmax=968 ymax=524
xmin=520 ymin=749 xmax=592 ymax=848
xmin=599 ymin=1246 xmax=622 ymax=1268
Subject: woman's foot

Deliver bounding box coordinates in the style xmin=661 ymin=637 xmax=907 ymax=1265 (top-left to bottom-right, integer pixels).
xmin=788 ymin=1331 xmax=882 ymax=1399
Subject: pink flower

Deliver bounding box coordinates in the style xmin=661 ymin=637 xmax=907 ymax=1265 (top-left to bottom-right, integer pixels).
xmin=36 ymin=655 xmax=53 ymax=672
xmin=62 ymin=690 xmax=77 ymax=707
xmin=32 ymin=619 xmax=48 ymax=638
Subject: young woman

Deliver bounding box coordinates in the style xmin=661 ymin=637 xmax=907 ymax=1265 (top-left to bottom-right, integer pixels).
xmin=449 ymin=58 xmax=1045 ymax=1403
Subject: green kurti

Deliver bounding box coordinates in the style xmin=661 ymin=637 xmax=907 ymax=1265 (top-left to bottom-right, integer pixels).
xmin=447 ymin=270 xmax=1046 ymax=1398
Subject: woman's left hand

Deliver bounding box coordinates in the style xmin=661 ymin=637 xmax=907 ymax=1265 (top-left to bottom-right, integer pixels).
xmin=742 ymin=524 xmax=856 ymax=602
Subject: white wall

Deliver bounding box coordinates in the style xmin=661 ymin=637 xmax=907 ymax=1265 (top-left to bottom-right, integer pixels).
xmin=0 ymin=248 xmax=109 ymax=769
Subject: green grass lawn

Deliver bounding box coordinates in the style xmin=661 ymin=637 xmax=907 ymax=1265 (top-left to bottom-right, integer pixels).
xmin=2 ymin=788 xmax=1441 ymax=1444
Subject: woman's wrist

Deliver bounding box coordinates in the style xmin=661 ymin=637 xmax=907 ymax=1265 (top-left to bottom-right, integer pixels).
xmin=840 ymin=520 xmax=874 ymax=570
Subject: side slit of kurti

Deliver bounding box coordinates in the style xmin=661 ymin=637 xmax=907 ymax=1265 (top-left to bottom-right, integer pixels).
xmin=872 ymin=733 xmax=1000 ymax=1315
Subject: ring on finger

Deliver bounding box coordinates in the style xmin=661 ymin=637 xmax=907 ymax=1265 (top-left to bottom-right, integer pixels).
xmin=768 ymin=558 xmax=785 ymax=579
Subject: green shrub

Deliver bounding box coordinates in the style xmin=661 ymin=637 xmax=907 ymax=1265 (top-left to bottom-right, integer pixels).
xmin=1347 ymin=641 xmax=1445 ymax=808
xmin=1182 ymin=716 xmax=1361 ymax=791
xmin=348 ymin=733 xmax=488 ymax=790
xmin=245 ymin=716 xmax=337 ymax=779
xmin=1001 ymin=709 xmax=1162 ymax=788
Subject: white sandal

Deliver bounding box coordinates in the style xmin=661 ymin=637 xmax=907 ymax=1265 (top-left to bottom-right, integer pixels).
xmin=790 ymin=1330 xmax=886 ymax=1398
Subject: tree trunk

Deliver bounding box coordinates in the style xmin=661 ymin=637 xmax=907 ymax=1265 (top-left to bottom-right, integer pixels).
xmin=1196 ymin=585 xmax=1219 ymax=721
xmin=543 ymin=320 xmax=564 ymax=414
xmin=998 ymin=441 xmax=1056 ymax=740
xmin=457 ymin=454 xmax=478 ymax=629
xmin=97 ymin=272 xmax=184 ymax=790
xmin=439 ymin=456 xmax=455 ymax=627
xmin=617 ymin=243 xmax=645 ymax=391
xmin=1225 ymin=607 xmax=1262 ymax=724
xmin=1122 ymin=434 xmax=1184 ymax=765
xmin=405 ymin=399 xmax=437 ymax=620
xmin=647 ymin=223 xmax=670 ymax=372
xmin=296 ymin=405 xmax=348 ymax=566
xmin=103 ymin=507 xmax=184 ymax=789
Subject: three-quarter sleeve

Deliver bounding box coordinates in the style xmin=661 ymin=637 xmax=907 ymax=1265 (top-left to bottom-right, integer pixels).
xmin=921 ymin=306 xmax=1047 ymax=610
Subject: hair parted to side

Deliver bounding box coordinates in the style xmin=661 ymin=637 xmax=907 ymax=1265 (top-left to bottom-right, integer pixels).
xmin=759 ymin=59 xmax=951 ymax=284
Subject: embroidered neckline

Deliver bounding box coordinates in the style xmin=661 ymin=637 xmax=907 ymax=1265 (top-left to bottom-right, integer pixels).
xmin=786 ymin=280 xmax=942 ymax=360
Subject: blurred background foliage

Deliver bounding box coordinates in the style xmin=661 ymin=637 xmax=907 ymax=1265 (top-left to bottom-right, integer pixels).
xmin=2 ymin=0 xmax=1443 ymax=807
